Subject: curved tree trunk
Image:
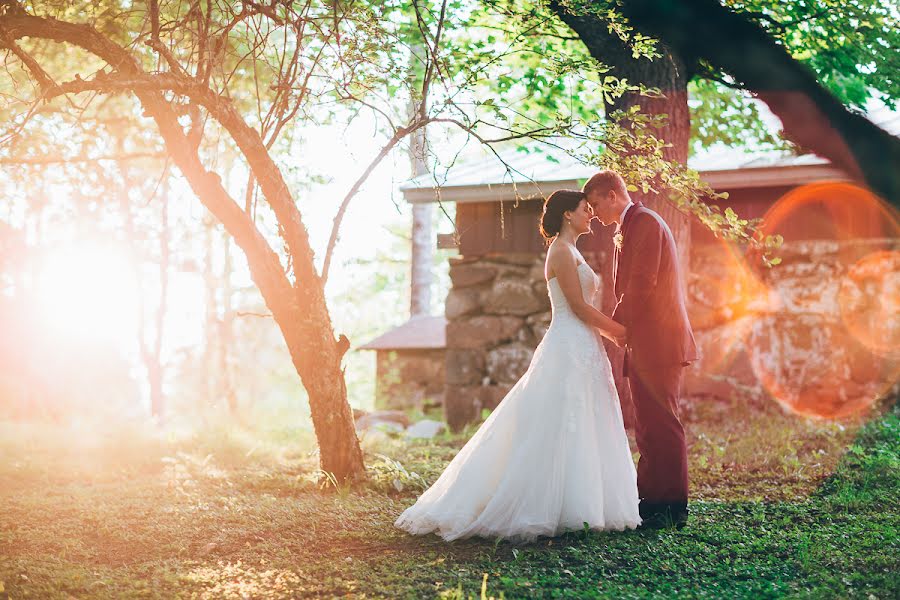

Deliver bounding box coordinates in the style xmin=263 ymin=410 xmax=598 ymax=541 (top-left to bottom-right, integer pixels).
xmin=621 ymin=0 xmax=900 ymax=205
xmin=550 ymin=2 xmax=692 ymax=270
xmin=0 ymin=12 xmax=366 ymax=481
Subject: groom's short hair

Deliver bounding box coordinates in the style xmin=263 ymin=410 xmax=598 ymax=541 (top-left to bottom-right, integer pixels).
xmin=583 ymin=171 xmax=628 ymax=200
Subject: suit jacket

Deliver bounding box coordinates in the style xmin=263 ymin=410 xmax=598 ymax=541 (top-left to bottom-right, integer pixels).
xmin=612 ymin=203 xmax=698 ymax=373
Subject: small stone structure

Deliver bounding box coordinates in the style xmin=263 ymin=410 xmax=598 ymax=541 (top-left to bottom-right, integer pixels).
xmin=359 ymin=315 xmax=446 ymax=411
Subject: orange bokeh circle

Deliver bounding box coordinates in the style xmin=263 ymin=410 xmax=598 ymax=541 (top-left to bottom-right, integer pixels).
xmin=745 ymin=181 xmax=900 ymax=419
xmin=838 ymin=250 xmax=900 ymax=358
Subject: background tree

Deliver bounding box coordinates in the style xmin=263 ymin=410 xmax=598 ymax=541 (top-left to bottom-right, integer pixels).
xmin=540 ymin=0 xmax=899 ymax=203
xmin=0 ymin=0 xmax=401 ymax=480
xmin=619 ymin=0 xmax=900 ymax=203
xmin=118 ymin=155 xmax=171 ymax=420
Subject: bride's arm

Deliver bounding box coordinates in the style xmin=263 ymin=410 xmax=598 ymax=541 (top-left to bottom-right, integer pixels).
xmin=549 ymin=250 xmax=626 ymax=345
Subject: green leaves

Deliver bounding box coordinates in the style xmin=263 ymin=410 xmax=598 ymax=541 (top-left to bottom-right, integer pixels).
xmin=688 ymin=79 xmax=794 ymax=153
xmin=721 ymin=0 xmax=900 ymax=109
xmin=563 ymin=104 xmax=781 ymax=266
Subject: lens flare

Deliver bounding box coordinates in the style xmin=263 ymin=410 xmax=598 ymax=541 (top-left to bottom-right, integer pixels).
xmin=34 ymin=242 xmax=139 ymax=346
xmin=761 ymin=181 xmax=900 ymax=243
xmin=838 ymin=250 xmax=900 ymax=358
xmin=745 ymin=181 xmax=900 ymax=419
xmin=690 ymin=238 xmax=775 ymax=375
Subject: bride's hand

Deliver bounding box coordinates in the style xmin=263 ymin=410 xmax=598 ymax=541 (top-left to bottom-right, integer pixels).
xmin=606 ymin=323 xmax=627 ymax=348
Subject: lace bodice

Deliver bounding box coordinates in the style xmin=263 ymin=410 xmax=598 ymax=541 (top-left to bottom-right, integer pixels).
xmin=542 ymin=259 xmax=608 ymax=372
xmin=547 ymin=262 xmax=601 ymax=320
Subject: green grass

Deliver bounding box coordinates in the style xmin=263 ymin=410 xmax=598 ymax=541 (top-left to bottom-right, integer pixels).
xmin=0 ymin=397 xmax=896 ymax=599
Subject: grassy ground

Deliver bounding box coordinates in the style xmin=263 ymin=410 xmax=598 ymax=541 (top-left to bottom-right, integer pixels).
xmin=0 ymin=397 xmax=897 ymax=599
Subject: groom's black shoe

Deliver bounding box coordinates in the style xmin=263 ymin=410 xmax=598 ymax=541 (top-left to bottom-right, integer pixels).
xmin=637 ymin=514 xmax=666 ymax=530
xmin=638 ymin=502 xmax=688 ymax=530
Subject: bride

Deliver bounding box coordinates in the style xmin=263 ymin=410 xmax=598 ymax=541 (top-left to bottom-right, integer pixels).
xmin=395 ymin=190 xmax=641 ymax=541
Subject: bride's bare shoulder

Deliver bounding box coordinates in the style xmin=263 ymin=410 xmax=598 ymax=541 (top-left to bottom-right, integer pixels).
xmin=545 ymin=241 xmax=577 ymax=280
xmin=548 ymin=240 xmax=577 ymax=260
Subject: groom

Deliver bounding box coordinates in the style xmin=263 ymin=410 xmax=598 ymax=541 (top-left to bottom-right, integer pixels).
xmin=584 ymin=171 xmax=697 ymax=528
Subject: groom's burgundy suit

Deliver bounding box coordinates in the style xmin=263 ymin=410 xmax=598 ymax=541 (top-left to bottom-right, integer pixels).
xmin=612 ymin=202 xmax=697 ymax=519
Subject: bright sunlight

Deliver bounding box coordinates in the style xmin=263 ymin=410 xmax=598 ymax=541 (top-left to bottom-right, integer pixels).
xmin=33 ymin=242 xmax=139 ymax=345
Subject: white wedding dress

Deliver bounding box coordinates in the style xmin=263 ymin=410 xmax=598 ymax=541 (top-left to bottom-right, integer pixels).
xmin=395 ymin=256 xmax=641 ymax=541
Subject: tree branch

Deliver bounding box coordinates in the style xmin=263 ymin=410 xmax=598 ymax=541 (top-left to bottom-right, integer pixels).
xmin=0 ymin=10 xmax=298 ymax=314
xmin=0 ymin=12 xmax=317 ymax=288
xmin=321 ymin=120 xmax=425 ymax=283
xmin=0 ymin=32 xmax=55 ymax=93
xmin=0 ymin=151 xmax=165 ymax=165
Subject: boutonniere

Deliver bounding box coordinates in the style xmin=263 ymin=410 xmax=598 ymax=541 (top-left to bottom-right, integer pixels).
xmin=613 ymin=230 xmax=624 ymax=250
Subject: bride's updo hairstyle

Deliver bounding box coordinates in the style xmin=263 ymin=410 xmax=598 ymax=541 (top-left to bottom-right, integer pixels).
xmin=540 ymin=190 xmax=585 ymax=241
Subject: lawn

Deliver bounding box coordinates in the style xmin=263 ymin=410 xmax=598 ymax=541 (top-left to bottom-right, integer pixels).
xmin=0 ymin=396 xmax=897 ymax=599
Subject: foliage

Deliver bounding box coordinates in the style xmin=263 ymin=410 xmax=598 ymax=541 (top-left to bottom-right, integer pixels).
xmin=1 ymin=396 xmax=896 ymax=598
xmin=566 ymin=104 xmax=784 ymax=265
xmin=464 ymin=0 xmax=897 ymax=222
xmin=366 ymin=453 xmax=429 ymax=494
xmin=688 ymin=79 xmax=794 ymax=155
xmin=720 ymin=0 xmax=899 ymax=109
xmin=416 ymin=0 xmax=795 ymax=259
xmin=687 ymin=0 xmax=899 ymax=154
xmin=541 ymin=0 xmax=899 ymax=120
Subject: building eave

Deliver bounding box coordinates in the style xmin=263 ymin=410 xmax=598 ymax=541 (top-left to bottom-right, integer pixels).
xmin=700 ymin=163 xmax=849 ymax=190
xmin=404 ymin=178 xmax=586 ymax=205
xmin=402 ymin=164 xmax=853 ymax=204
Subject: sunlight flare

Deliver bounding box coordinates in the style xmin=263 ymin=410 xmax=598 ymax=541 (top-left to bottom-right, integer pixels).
xmin=34 ymin=242 xmax=139 ymax=346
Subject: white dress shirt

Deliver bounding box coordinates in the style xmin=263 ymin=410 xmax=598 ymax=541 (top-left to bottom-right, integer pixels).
xmin=616 ymin=201 xmax=634 ymax=232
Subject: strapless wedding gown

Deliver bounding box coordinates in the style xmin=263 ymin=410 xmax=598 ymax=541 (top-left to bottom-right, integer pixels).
xmin=395 ymin=262 xmax=641 ymax=541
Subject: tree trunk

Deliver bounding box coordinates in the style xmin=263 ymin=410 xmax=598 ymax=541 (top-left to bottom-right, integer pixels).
xmin=118 ymin=157 xmax=167 ymax=421
xmin=607 ymin=65 xmax=691 ymax=272
xmin=203 ymin=219 xmax=238 ymax=416
xmin=202 ymin=215 xmax=217 ymax=412
xmin=149 ymin=184 xmax=169 ymax=420
xmin=409 ymin=120 xmax=433 ymax=317
xmin=550 ymin=2 xmax=692 ymax=270
xmin=147 ymin=360 xmax=164 ymax=419
xmin=220 ymin=230 xmax=238 ymax=415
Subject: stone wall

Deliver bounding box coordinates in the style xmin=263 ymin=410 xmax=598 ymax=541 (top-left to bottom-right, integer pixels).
xmin=687 ymin=238 xmax=899 ymax=418
xmin=444 ymin=254 xmax=551 ymax=430
xmin=375 ymin=349 xmax=445 ymax=411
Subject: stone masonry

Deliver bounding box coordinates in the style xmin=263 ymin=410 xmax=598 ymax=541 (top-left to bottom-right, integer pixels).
xmin=444 ymin=253 xmax=551 ymax=430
